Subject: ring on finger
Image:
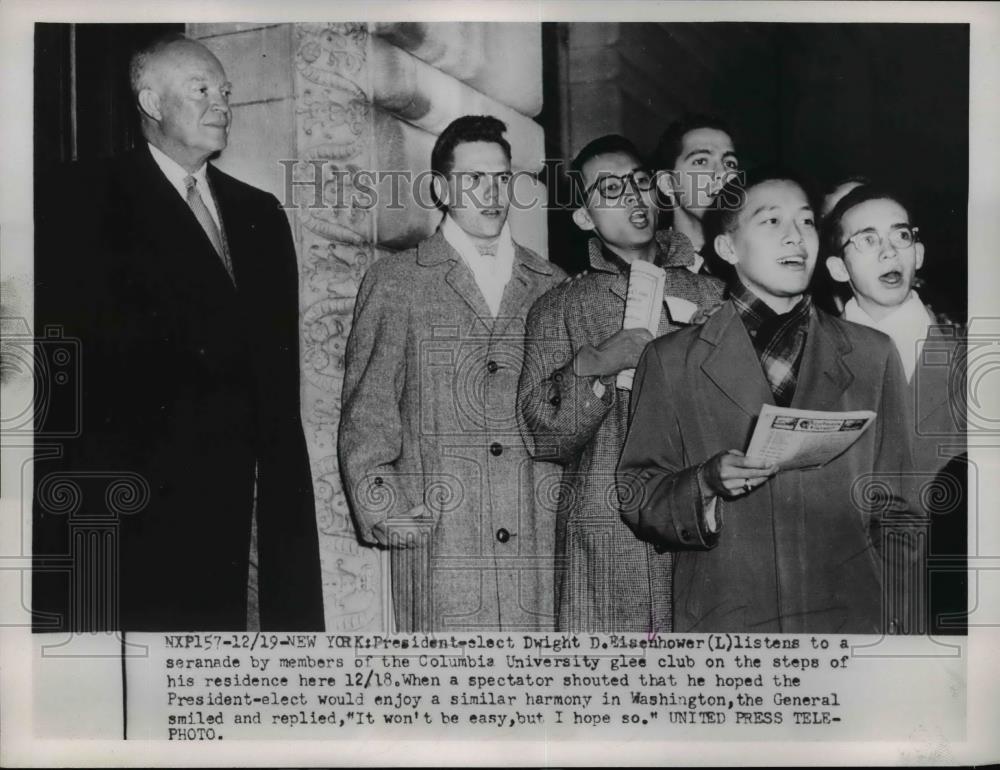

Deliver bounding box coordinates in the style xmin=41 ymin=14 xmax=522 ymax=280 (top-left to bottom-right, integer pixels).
xmin=743 ymin=479 xmax=752 ymax=493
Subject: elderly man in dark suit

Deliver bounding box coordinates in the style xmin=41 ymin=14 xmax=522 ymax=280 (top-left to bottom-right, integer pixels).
xmin=33 ymin=34 xmax=323 ymax=631
xmin=339 ymin=115 xmax=565 ymax=632
xmin=517 ymin=135 xmax=724 ymax=633
xmin=617 ymin=169 xmax=925 ymax=634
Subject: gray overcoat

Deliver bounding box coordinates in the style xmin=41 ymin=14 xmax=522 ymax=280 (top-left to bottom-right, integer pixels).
xmin=517 ymin=233 xmax=724 ymax=633
xmin=618 ymin=301 xmax=926 ymax=633
xmin=339 ymin=229 xmax=566 ymax=631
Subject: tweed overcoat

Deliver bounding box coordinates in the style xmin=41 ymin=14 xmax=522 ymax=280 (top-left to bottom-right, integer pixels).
xmin=618 ymin=300 xmax=926 ymax=634
xmin=517 ymin=234 xmax=724 ymax=632
xmin=339 ymin=229 xmax=566 ymax=632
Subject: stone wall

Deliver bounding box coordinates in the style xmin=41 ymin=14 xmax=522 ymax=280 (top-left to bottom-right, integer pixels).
xmin=560 ymin=22 xmax=776 ymax=161
xmin=189 ymin=22 xmax=546 ymax=632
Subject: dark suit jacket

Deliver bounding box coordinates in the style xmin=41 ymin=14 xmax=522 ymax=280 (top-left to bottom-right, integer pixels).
xmin=33 ymin=145 xmax=324 ymax=631
xmin=908 ymin=317 xmax=966 ymax=476
xmin=907 ymin=316 xmax=967 ymax=634
xmin=617 ymin=300 xmax=925 ymax=634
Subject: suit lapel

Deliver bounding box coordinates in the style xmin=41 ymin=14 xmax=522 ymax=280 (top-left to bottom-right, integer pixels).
xmin=493 ymin=244 xmax=558 ymax=337
xmin=609 ymin=275 xmax=628 ymax=304
xmin=913 ymin=335 xmax=955 ymax=430
xmin=446 ymin=260 xmax=495 ymax=334
xmin=700 ymin=302 xmax=774 ymax=418
xmin=789 ymin=310 xmax=854 ymax=411
xmin=418 ymin=232 xmax=495 ymax=334
xmin=125 ymin=149 xmax=237 ymax=295
xmin=494 ymin=264 xmax=534 ymax=337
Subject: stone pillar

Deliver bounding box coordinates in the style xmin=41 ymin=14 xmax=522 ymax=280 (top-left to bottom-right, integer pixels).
xmin=191 ymin=21 xmax=547 ymax=632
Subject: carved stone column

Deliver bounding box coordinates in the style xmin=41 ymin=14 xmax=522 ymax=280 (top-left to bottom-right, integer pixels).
xmin=195 ymin=21 xmax=547 ymax=632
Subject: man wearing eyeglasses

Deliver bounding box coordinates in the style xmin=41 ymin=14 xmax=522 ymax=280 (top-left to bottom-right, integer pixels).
xmin=340 ymin=115 xmax=565 ymax=631
xmin=617 ymin=169 xmax=924 ymax=634
xmin=824 ymin=185 xmax=966 ymax=633
xmin=517 ymin=134 xmax=723 ymax=633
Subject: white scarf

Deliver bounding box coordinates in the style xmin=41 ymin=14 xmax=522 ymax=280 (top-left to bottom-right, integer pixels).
xmin=440 ymin=215 xmax=515 ymax=318
xmin=843 ymin=291 xmax=932 ymax=382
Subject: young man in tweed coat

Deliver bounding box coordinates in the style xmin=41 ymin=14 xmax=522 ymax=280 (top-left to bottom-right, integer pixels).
xmin=340 ymin=116 xmax=565 ymax=632
xmin=517 ymin=135 xmax=723 ymax=633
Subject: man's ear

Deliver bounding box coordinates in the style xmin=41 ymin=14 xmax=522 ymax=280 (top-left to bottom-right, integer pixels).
xmin=137 ymin=89 xmax=162 ymax=122
xmin=714 ymin=233 xmax=738 ymax=266
xmin=431 ymin=173 xmax=450 ymax=209
xmin=826 ymin=255 xmax=851 ymax=283
xmin=914 ymin=241 xmax=925 ymax=272
xmin=655 ymin=170 xmax=676 ymax=203
xmin=572 ymin=206 xmax=596 ymax=232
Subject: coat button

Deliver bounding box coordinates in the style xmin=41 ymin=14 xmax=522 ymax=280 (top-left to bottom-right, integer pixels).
xmin=550 ymin=394 xmax=561 ymax=407
xmin=487 ymin=360 xmax=499 ymax=373
xmin=496 ymin=528 xmax=510 ymax=543
xmin=490 ymin=442 xmax=503 ymax=456
xmin=680 ymin=528 xmax=691 ymax=541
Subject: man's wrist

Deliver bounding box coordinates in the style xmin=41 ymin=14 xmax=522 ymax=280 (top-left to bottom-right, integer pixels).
xmin=573 ymin=345 xmax=601 ymax=378
xmin=695 ymin=460 xmax=720 ymax=533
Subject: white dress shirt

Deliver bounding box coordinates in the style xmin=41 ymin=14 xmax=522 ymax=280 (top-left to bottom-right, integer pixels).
xmin=440 ymin=214 xmax=515 ymax=318
xmin=843 ymin=290 xmax=932 ymax=383
xmin=147 ymin=143 xmax=222 ymax=230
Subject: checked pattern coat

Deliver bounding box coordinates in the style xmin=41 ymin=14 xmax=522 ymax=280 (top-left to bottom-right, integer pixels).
xmin=517 ymin=231 xmax=724 ymax=632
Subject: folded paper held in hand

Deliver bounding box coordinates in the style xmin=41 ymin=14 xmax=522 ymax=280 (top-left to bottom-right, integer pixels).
xmin=616 ymin=260 xmax=666 ymax=390
xmin=745 ymin=404 xmax=876 ymax=470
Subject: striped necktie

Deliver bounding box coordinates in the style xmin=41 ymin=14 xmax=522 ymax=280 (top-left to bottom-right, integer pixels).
xmin=184 ymin=175 xmax=235 ymax=284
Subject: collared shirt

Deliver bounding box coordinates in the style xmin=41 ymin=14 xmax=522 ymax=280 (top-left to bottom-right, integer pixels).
xmin=440 ymin=214 xmax=515 ymax=318
xmin=843 ymin=291 xmax=931 ymax=382
xmin=147 ymin=142 xmax=222 ymax=230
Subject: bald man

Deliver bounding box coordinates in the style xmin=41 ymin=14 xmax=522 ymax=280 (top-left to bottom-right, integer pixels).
xmin=33 ymin=34 xmax=324 ymax=631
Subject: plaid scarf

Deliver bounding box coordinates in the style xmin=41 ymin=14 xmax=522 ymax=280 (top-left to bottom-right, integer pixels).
xmin=730 ymin=281 xmax=812 ymax=407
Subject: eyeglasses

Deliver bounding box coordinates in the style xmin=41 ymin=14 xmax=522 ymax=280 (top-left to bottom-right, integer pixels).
xmin=583 ymin=169 xmax=655 ymax=201
xmin=840 ymin=225 xmax=919 ymax=257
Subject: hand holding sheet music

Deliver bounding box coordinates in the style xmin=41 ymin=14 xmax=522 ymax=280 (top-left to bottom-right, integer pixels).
xmin=616 ymin=260 xmax=666 ymax=390
xmin=745 ymin=404 xmax=876 ymax=470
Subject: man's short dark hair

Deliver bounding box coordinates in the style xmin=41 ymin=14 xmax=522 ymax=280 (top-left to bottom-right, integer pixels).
xmin=828 ymin=174 xmax=872 ymax=192
xmin=821 ymin=184 xmax=912 ymax=259
xmin=652 ymin=113 xmax=734 ymax=172
xmin=568 ymin=134 xmax=644 ymax=206
xmin=704 ymin=167 xmax=814 ymax=237
xmin=429 ymin=115 xmax=510 ymax=210
xmin=430 ymin=115 xmax=511 ymax=177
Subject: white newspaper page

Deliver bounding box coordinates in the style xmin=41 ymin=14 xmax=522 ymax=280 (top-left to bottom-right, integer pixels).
xmin=745 ymin=405 xmax=876 ymax=470
xmin=616 ymin=260 xmax=665 ymax=390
